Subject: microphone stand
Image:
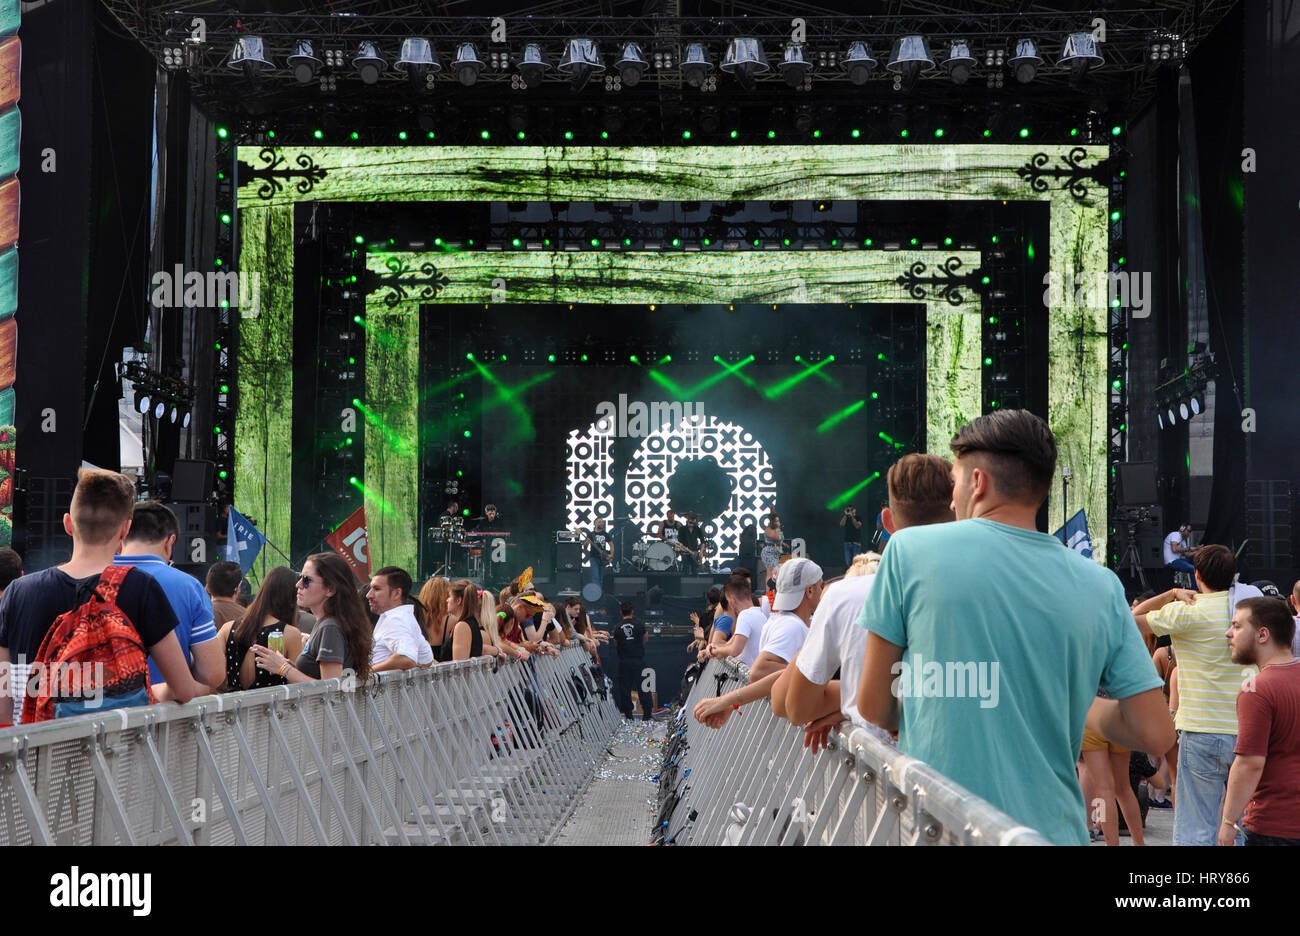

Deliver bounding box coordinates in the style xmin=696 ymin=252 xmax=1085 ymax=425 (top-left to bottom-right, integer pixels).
xmin=1061 ymin=467 xmax=1072 ymax=535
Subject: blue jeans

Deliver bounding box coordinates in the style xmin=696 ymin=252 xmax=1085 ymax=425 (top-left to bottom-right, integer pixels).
xmin=1168 ymin=557 xmax=1196 ymax=574
xmin=53 ymin=685 xmax=152 ymax=720
xmin=844 ymin=543 xmax=861 ymax=568
xmin=1175 ymin=731 xmax=1243 ymax=846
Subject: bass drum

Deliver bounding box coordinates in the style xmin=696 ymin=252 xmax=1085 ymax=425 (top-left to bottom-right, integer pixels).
xmin=644 ymin=541 xmax=677 ymax=572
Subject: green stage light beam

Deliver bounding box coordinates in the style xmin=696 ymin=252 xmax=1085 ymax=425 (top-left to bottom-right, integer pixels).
xmin=688 ymin=355 xmax=756 ymax=395
xmin=416 ymin=369 xmax=475 ymax=403
xmin=765 ymin=355 xmax=835 ymax=398
xmin=349 ymin=477 xmax=396 ymax=517
xmin=647 ymin=368 xmax=686 ymax=399
xmin=815 ymin=399 xmax=866 ymax=434
xmin=827 ymin=471 xmax=881 ymax=510
xmin=353 ymin=400 xmax=413 ymax=455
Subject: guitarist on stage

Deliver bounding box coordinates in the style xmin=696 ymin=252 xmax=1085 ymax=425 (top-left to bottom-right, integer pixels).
xmin=678 ymin=512 xmax=710 ymax=575
xmin=580 ymin=517 xmax=614 ymax=588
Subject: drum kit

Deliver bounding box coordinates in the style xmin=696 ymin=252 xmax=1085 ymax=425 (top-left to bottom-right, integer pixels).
xmin=622 ymin=531 xmax=714 ymax=573
xmin=429 ymin=515 xmax=514 ymax=579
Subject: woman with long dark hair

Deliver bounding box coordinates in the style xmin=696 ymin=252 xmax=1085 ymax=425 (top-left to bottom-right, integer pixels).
xmin=252 ymin=552 xmax=372 ymax=684
xmin=216 ymin=566 xmax=303 ymax=691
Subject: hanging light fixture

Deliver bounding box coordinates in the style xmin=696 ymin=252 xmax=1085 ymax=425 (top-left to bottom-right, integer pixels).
xmin=843 ymin=41 xmax=877 ymax=85
xmin=287 ymin=39 xmax=321 ymax=84
xmin=942 ymin=39 xmax=976 ymax=85
xmin=453 ymin=42 xmax=485 ymax=86
xmin=517 ymin=43 xmax=549 ymax=89
xmin=1009 ymin=38 xmax=1042 ymax=83
xmin=353 ymin=41 xmax=387 ymax=85
xmin=227 ymin=36 xmax=272 ymax=84
xmin=396 ymin=38 xmax=439 ymax=87
xmin=778 ymin=43 xmax=810 ymax=88
xmin=680 ymin=42 xmax=712 ymax=88
xmin=615 ymin=41 xmax=648 ymax=86
xmin=721 ymin=38 xmax=768 ymax=91
xmin=886 ymin=35 xmax=935 ymax=91
xmin=558 ymin=39 xmax=604 ymax=92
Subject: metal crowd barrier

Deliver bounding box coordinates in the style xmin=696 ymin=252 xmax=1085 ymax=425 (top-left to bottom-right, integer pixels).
xmin=0 ymin=646 xmax=619 ymax=846
xmin=655 ymin=658 xmax=1050 ymax=845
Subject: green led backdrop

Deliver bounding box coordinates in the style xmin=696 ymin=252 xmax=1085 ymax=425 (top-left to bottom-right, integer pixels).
xmin=236 ymin=144 xmax=1111 ymax=575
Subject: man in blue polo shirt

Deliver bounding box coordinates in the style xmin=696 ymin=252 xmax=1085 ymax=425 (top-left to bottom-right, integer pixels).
xmin=114 ymin=501 xmax=224 ymax=699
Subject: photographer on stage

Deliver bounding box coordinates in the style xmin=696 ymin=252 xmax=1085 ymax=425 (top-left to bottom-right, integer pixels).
xmin=839 ymin=504 xmax=863 ymax=568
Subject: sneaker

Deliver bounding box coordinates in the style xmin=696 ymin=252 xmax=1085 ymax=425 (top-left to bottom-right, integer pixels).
xmin=1089 ymin=829 xmax=1104 ymax=842
xmin=1148 ymin=796 xmax=1172 ymax=808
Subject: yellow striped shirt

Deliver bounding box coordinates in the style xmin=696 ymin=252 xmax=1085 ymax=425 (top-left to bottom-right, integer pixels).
xmin=1148 ymin=591 xmax=1257 ymax=734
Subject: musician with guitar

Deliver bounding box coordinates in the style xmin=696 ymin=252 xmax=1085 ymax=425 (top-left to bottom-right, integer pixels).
xmin=676 ymin=512 xmax=712 ymax=574
xmin=760 ymin=513 xmax=788 ymax=585
xmin=580 ymin=517 xmax=614 ymax=587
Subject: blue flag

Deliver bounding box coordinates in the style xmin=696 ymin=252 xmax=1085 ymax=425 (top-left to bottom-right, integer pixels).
xmin=1052 ymin=509 xmax=1093 ymax=560
xmin=225 ymin=507 xmax=267 ymax=574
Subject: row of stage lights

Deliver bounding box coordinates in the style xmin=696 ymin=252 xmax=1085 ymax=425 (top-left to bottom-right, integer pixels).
xmin=222 ymin=31 xmax=1116 ymax=92
xmin=119 ymin=359 xmax=196 ymax=428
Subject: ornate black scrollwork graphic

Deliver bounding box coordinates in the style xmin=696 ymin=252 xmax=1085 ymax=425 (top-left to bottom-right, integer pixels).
xmin=236 ymin=148 xmax=329 ymax=200
xmin=1015 ymin=147 xmax=1109 ymax=202
xmin=895 ymin=256 xmax=982 ymax=308
xmin=373 ymin=255 xmax=451 ymax=306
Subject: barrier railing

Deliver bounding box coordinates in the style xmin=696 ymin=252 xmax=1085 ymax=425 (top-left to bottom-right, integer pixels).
xmin=0 ymin=646 xmax=619 ymax=846
xmin=655 ymin=658 xmax=1051 ymax=845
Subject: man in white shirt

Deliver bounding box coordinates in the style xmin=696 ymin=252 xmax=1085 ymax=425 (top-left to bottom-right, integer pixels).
xmin=367 ymin=566 xmax=434 ymax=671
xmin=706 ymin=577 xmax=769 ymax=669
xmin=750 ymin=558 xmax=823 ymax=681
xmin=775 ymin=453 xmax=957 ymax=748
xmin=1164 ymin=524 xmax=1195 ymax=574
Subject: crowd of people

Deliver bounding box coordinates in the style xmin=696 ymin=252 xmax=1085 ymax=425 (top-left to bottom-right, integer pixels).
xmin=685 ymin=409 xmax=1300 ymax=847
xmin=0 ymin=466 xmax=611 ymax=728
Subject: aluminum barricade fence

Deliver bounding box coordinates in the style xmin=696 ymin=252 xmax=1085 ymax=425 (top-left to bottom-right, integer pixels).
xmin=0 ymin=645 xmax=619 ymax=846
xmin=655 ymin=658 xmax=1050 ymax=846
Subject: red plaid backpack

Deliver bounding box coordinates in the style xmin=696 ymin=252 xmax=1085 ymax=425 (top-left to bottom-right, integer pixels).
xmin=23 ymin=565 xmax=154 ymax=723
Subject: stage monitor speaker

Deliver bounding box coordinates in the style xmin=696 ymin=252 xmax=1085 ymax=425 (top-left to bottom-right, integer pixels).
xmin=677 ymin=575 xmax=714 ymax=596
xmin=553 ymin=569 xmax=582 ymax=593
xmin=171 ymin=459 xmax=215 ymax=503
xmin=1116 ymin=462 xmax=1158 ymax=506
xmin=613 ymin=575 xmax=647 ymax=594
xmin=555 ymin=541 xmax=581 ymax=571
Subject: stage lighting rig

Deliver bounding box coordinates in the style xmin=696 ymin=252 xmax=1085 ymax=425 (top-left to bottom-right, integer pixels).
xmin=887 ymin=36 xmax=934 ymax=92
xmin=779 ymin=44 xmax=811 ymax=90
xmin=453 ymin=42 xmax=484 ymax=86
xmin=843 ymin=41 xmax=877 ymax=86
xmin=558 ymin=39 xmax=604 ymax=92
xmin=517 ymin=43 xmax=549 ymax=89
xmin=681 ymin=43 xmax=713 ymax=89
xmin=352 ymin=41 xmax=386 ymax=85
xmin=227 ymin=36 xmax=272 ymax=86
xmin=1009 ymin=38 xmax=1042 ymax=84
xmin=287 ymin=39 xmax=321 ymax=84
xmin=396 ymin=38 xmax=439 ymax=88
xmin=615 ymin=42 xmax=648 ymax=87
xmin=941 ymin=40 xmax=976 ymax=86
xmin=721 ymin=38 xmax=768 ymax=91
xmin=1059 ymin=32 xmax=1104 ymax=85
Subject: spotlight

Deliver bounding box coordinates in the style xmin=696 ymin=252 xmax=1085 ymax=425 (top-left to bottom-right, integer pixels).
xmin=154 ymin=399 xmax=166 ymax=420
xmin=517 ymin=43 xmax=549 ymax=88
xmin=886 ymin=35 xmax=934 ymax=91
xmin=453 ymin=42 xmax=485 ymax=86
xmin=942 ymin=39 xmax=976 ymax=85
xmin=1167 ymin=407 xmax=1177 ymax=426
xmin=1058 ymin=32 xmax=1103 ymax=85
xmin=1157 ymin=411 xmax=1165 ymax=430
xmin=558 ymin=39 xmax=604 ymax=92
xmin=1179 ymin=401 xmax=1190 ymax=421
xmin=778 ymin=43 xmax=810 ymax=88
xmin=681 ymin=43 xmax=712 ymax=88
xmin=721 ymin=38 xmax=768 ymax=91
xmin=1190 ymin=395 xmax=1203 ymax=416
xmin=181 ymin=408 xmax=191 ymax=429
xmin=136 ymin=393 xmax=150 ymax=415
xmin=396 ymin=38 xmax=440 ymax=87
xmin=287 ymin=39 xmax=322 ymax=84
xmin=1009 ymin=38 xmax=1042 ymax=83
xmin=615 ymin=42 xmax=648 ymax=86
xmin=843 ymin=41 xmax=877 ymax=85
xmin=227 ymin=36 xmax=272 ymax=84
xmin=169 ymin=404 xmax=180 ymax=424
xmin=353 ymin=41 xmax=387 ymax=85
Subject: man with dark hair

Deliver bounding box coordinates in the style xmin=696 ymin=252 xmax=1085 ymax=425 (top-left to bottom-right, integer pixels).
xmin=1133 ymin=543 xmax=1262 ymax=844
xmin=367 ymin=566 xmax=432 ymax=672
xmin=778 ymin=454 xmax=956 ymax=748
xmin=612 ymin=600 xmax=649 ymax=719
xmin=1163 ymin=524 xmax=1196 ymax=576
xmin=856 ymin=410 xmax=1173 ymax=845
xmin=205 ymin=560 xmax=245 ymax=628
xmin=0 ymin=469 xmax=202 ymax=724
xmin=114 ymin=501 xmax=225 ymax=700
xmin=0 ymin=547 xmax=21 ymax=596
xmin=705 ymin=576 xmax=764 ymax=668
xmin=839 ymin=504 xmax=863 ymax=569
xmin=1221 ymin=597 xmax=1300 ymax=845
xmin=678 ymin=512 xmax=706 ymax=574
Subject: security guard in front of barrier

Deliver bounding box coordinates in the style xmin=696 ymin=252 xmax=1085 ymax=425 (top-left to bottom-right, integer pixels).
xmin=612 ymin=601 xmax=650 ymax=720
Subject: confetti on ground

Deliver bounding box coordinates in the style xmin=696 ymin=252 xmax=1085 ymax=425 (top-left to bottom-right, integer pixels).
xmin=553 ymin=717 xmax=668 ymax=846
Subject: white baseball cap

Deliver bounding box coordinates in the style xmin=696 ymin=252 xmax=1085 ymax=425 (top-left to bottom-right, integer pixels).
xmin=773 ymin=557 xmax=823 ymax=612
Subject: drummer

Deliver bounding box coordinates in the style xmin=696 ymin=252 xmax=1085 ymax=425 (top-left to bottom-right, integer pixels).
xmin=440 ymin=499 xmax=460 ymax=521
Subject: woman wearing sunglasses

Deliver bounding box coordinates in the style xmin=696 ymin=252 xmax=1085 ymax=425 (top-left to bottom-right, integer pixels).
xmin=252 ymin=552 xmax=372 ymax=685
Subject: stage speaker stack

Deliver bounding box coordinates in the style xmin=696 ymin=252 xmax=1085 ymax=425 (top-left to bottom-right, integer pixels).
xmin=553 ymin=537 xmax=582 ymax=593
xmin=1245 ymin=480 xmax=1294 ymax=573
xmin=167 ymin=502 xmax=217 ymax=575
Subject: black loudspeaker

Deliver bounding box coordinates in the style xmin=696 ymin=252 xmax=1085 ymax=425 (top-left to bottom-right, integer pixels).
xmin=171 ymin=459 xmax=215 ymax=503
xmin=553 ymin=570 xmax=582 ymax=593
xmin=1246 ymin=480 xmax=1294 ymax=570
xmin=676 ymin=575 xmax=715 ymax=596
xmin=613 ymin=575 xmax=648 ymax=594
xmin=1116 ymin=462 xmax=1158 ymax=506
xmin=23 ymin=476 xmax=74 ymax=571
xmin=555 ymin=541 xmax=581 ymax=571
xmin=166 ymin=502 xmax=218 ymax=569
xmin=1124 ymin=505 xmax=1166 ymax=570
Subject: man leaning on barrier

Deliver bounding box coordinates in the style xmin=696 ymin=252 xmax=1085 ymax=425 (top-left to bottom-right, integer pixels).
xmin=855 ymin=409 xmax=1176 ymax=846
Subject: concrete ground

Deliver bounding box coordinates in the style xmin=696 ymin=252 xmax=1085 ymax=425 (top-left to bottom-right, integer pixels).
xmin=554 ymin=718 xmax=667 ymax=846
